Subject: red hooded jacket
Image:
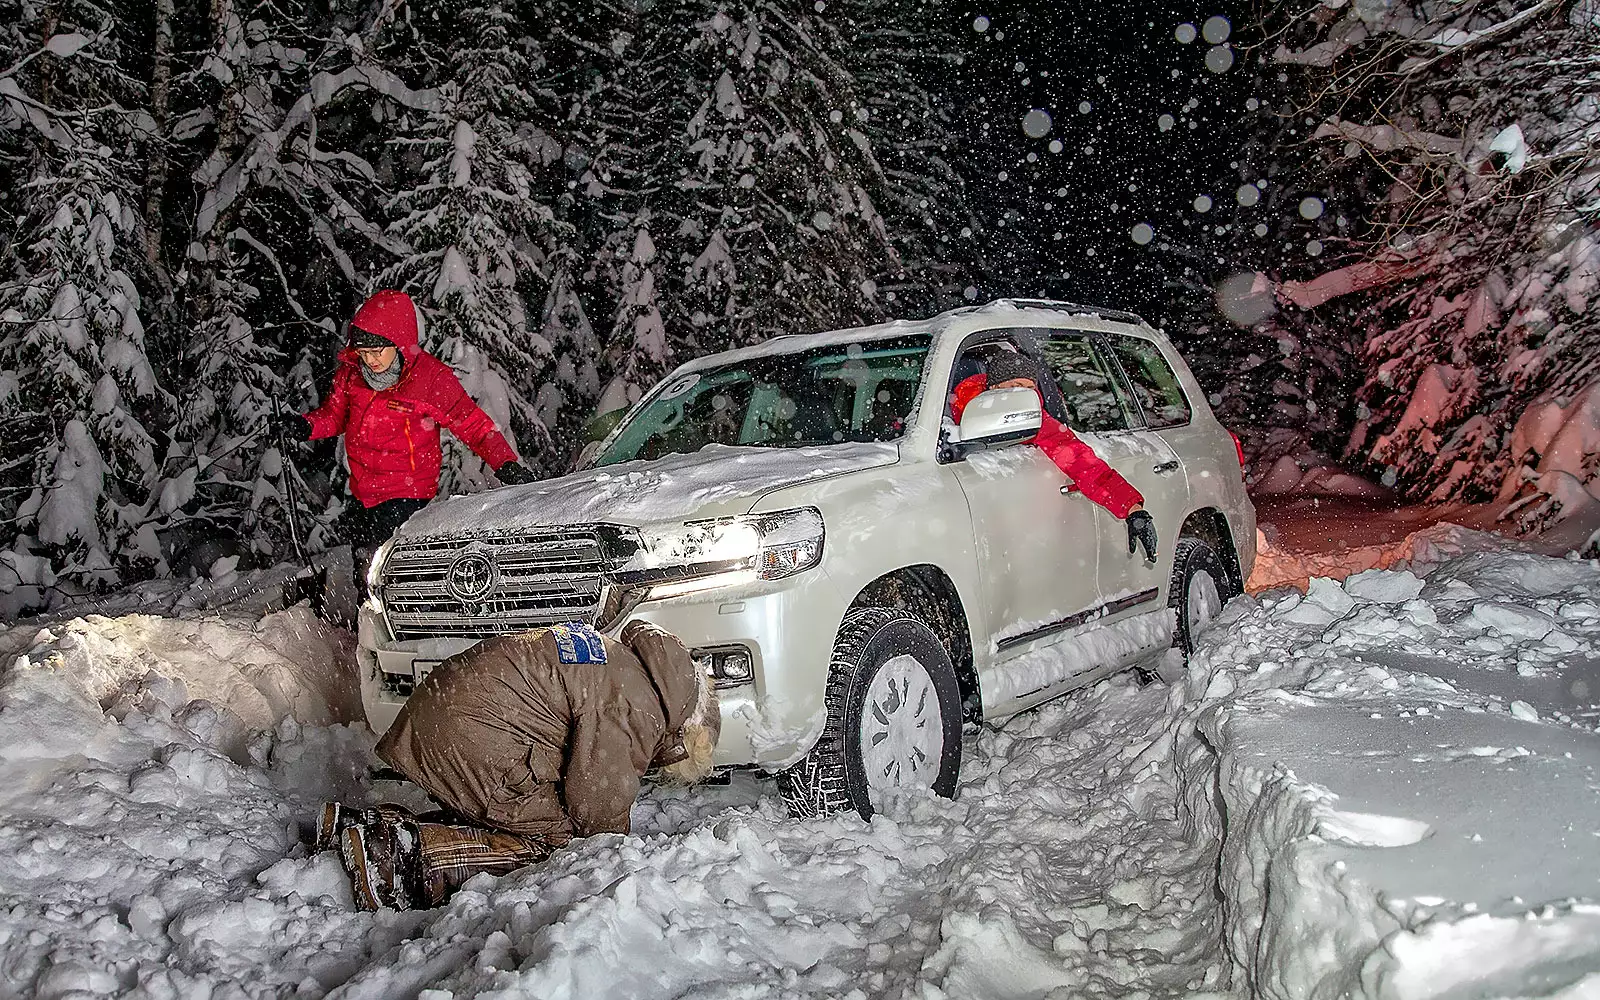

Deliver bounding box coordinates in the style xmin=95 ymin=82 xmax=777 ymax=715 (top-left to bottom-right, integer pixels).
xmin=303 ymin=291 xmax=518 ymax=508
xmin=951 ymin=373 xmax=1144 ymax=519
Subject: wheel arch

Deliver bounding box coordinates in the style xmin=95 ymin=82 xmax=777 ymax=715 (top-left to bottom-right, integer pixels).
xmin=1178 ymin=507 xmax=1244 ymax=597
xmin=846 ymin=564 xmax=982 ymax=728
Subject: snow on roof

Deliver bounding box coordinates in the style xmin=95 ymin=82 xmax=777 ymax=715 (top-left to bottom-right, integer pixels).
xmin=672 ymin=298 xmax=1158 ymax=375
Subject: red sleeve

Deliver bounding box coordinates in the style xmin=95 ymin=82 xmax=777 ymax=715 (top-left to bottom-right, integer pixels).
xmin=427 ymin=364 xmax=518 ymax=469
xmin=1034 ymin=418 xmax=1144 ymax=518
xmin=949 ymin=374 xmax=989 ymax=423
xmin=303 ymin=368 xmax=352 ymax=440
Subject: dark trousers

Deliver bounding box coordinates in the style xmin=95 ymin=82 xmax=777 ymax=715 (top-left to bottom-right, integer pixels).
xmin=341 ymin=497 xmax=428 ymax=592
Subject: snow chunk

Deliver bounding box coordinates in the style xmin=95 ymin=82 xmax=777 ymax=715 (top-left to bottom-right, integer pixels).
xmin=1278 ymin=576 xmax=1356 ymax=625
xmin=44 ymin=32 xmax=91 ymax=57
xmin=1489 ymin=124 xmax=1528 ymax=174
xmin=1467 ymin=603 xmax=1557 ymax=641
xmin=1344 ymin=569 xmax=1426 ymax=604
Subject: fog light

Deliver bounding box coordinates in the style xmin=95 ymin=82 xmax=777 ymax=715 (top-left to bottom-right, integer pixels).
xmin=692 ymin=645 xmax=755 ymax=688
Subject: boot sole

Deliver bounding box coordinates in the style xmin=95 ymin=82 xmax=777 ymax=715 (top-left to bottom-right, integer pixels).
xmin=315 ymin=802 xmax=345 ymax=854
xmin=342 ymin=826 xmax=385 ymax=911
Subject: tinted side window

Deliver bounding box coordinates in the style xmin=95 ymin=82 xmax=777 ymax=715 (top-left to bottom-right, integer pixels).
xmin=1039 ymin=334 xmax=1134 ymax=432
xmin=1109 ymin=335 xmax=1192 ymax=429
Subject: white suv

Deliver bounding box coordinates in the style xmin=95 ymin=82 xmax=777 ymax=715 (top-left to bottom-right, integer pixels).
xmin=357 ymin=300 xmax=1255 ymax=818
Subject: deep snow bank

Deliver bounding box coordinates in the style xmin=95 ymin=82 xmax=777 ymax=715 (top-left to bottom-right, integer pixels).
xmin=0 ymin=608 xmax=386 ymax=998
xmin=0 ymin=605 xmax=1235 ymax=998
xmin=1178 ymin=550 xmax=1600 ymax=997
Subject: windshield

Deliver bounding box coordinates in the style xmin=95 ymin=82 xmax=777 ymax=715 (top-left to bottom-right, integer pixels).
xmin=594 ymin=335 xmax=932 ymax=467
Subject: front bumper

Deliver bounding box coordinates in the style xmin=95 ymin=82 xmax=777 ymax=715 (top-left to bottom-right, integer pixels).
xmin=357 ymin=569 xmax=844 ymax=768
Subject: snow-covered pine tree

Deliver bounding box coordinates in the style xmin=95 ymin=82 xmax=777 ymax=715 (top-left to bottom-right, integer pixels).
xmin=380 ymin=1 xmax=571 ymax=491
xmin=661 ymin=3 xmax=897 ymax=350
xmin=1271 ymin=0 xmax=1600 ymax=513
xmin=596 ymin=214 xmax=672 ymax=420
xmin=167 ymin=0 xmax=443 ymax=556
xmin=842 ymin=0 xmax=974 ymax=317
xmin=0 ymin=1 xmax=163 ymax=609
xmin=534 ymin=255 xmax=603 ymax=467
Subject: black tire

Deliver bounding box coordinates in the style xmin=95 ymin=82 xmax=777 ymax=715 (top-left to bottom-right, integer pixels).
xmin=777 ymin=608 xmax=963 ymax=820
xmin=1169 ymin=537 xmax=1230 ymax=656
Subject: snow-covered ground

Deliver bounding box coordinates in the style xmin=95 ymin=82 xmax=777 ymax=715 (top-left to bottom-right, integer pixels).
xmin=2 ymin=530 xmax=1597 ymax=998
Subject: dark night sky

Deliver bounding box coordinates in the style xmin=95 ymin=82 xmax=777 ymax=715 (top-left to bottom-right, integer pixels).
xmin=947 ymin=2 xmax=1265 ymax=319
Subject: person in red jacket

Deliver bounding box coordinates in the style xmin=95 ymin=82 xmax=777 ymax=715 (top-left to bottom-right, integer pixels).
xmin=950 ymin=349 xmax=1158 ymax=560
xmin=278 ymin=290 xmax=537 ymax=568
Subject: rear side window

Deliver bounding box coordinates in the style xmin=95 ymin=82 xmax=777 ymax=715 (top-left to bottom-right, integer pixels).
xmin=1109 ymin=335 xmax=1192 ymax=429
xmin=1038 ymin=334 xmax=1135 ymax=432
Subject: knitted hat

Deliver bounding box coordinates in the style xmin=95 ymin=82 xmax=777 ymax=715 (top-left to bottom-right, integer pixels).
xmin=986 ymin=350 xmax=1040 ymax=385
xmin=351 ymin=328 xmax=396 ymax=351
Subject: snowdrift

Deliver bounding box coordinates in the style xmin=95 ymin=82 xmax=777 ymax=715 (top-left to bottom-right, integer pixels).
xmin=0 ymin=543 xmax=1595 ymax=997
xmin=1180 ymin=553 xmax=1600 ymax=998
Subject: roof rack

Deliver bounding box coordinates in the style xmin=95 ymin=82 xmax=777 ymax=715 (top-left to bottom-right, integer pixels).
xmin=978 ymin=297 xmax=1149 ymax=328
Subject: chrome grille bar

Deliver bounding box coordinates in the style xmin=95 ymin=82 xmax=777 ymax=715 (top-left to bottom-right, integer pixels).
xmin=380 ymin=528 xmax=611 ymax=640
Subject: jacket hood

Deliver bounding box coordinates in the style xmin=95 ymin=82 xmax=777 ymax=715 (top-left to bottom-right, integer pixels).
xmin=342 ymin=289 xmax=424 ymax=367
xmin=394 ymin=441 xmax=900 ymax=539
xmin=621 ymin=621 xmax=702 ymax=736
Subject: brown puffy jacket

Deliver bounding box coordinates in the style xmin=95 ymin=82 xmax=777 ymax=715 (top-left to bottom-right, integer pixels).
xmin=375 ymin=622 xmax=700 ymax=842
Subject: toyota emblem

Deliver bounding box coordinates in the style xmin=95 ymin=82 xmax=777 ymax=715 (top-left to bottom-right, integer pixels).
xmin=445 ymin=550 xmax=499 ymax=606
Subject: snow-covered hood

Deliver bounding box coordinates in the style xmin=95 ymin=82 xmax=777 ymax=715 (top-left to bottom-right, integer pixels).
xmin=396 ymin=442 xmax=901 ymax=539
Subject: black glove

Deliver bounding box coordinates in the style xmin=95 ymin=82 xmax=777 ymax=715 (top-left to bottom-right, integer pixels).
xmin=274 ymin=412 xmax=311 ymax=442
xmin=1126 ymin=509 xmax=1157 ymax=562
xmin=496 ymin=460 xmax=536 ymax=486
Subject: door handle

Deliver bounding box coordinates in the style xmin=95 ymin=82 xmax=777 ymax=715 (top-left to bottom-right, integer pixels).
xmin=1152 ymin=460 xmax=1181 ymax=475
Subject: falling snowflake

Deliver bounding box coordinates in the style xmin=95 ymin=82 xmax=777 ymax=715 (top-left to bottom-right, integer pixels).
xmin=1206 ymin=46 xmax=1234 ymax=73
xmin=1175 ymin=22 xmax=1197 ymax=44
xmin=1236 ymin=185 xmax=1261 ymax=208
xmin=1131 ymin=223 xmax=1154 ymax=245
xmin=1021 ymin=109 xmax=1053 ymax=139
xmin=1299 ymin=196 xmax=1325 ymax=220
xmin=1202 ymin=16 xmax=1231 ymax=43
xmin=973 ymin=16 xmax=990 ymax=32
xmin=1048 ymin=139 xmax=1063 ymax=154
xmin=1078 ymin=101 xmax=1092 ymax=114
xmin=1158 ymin=114 xmax=1175 ymax=132
xmin=1307 ymin=240 xmax=1324 ymax=256
xmin=1194 ymin=194 xmax=1214 ymax=213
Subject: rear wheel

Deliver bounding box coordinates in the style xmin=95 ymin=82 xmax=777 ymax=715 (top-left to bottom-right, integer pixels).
xmin=1170 ymin=537 xmax=1228 ymax=655
xmin=1139 ymin=538 xmax=1230 ymax=685
xmin=778 ymin=608 xmax=963 ymax=819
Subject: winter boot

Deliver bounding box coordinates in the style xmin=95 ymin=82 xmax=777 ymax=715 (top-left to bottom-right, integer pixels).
xmin=340 ymin=816 xmax=424 ymax=911
xmin=315 ymin=803 xmax=355 ymax=854
xmin=314 ymin=802 xmax=411 ymax=854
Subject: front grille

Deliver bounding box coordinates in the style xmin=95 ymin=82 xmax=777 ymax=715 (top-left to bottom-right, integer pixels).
xmin=380 ymin=530 xmax=608 ymax=640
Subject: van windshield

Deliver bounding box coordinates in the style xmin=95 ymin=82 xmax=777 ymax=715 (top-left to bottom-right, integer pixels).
xmin=593 ymin=335 xmax=932 ymax=467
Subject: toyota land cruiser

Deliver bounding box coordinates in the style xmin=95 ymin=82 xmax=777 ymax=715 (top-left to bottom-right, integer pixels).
xmin=357 ymin=299 xmax=1255 ymax=818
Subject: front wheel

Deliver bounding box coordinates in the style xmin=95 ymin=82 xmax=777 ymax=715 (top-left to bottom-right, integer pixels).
xmin=778 ymin=608 xmax=963 ymax=820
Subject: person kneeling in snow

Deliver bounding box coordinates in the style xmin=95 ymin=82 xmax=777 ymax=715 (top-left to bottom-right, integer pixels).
xmin=950 ymin=349 xmax=1158 ymax=561
xmin=317 ymin=621 xmax=720 ymax=910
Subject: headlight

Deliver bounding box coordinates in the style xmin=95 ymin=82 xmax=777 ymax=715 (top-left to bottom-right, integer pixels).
xmin=616 ymin=507 xmax=825 ymax=599
xmin=749 ymin=507 xmax=825 ymax=580
xmin=366 ymin=538 xmax=396 ymax=605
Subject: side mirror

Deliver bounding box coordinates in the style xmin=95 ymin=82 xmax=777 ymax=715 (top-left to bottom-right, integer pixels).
xmin=956 ymin=387 xmax=1042 ymax=453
